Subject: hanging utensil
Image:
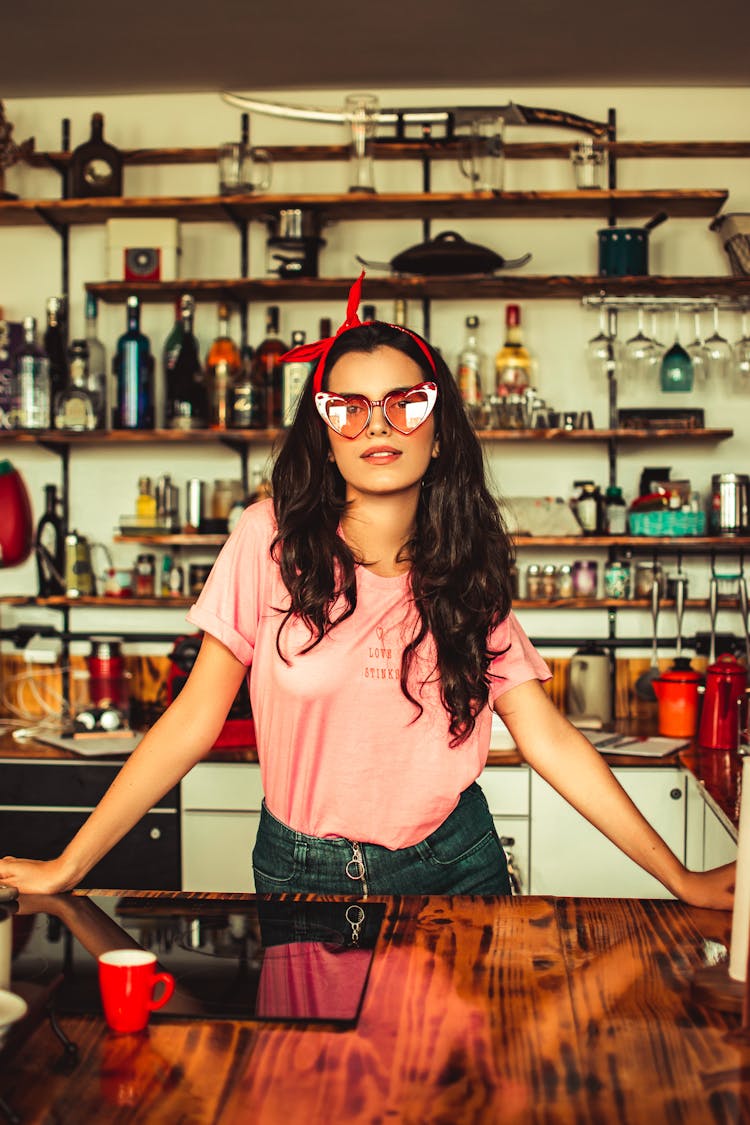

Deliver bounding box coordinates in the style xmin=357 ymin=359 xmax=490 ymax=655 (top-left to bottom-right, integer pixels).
xmin=635 ymin=577 xmax=661 ymax=701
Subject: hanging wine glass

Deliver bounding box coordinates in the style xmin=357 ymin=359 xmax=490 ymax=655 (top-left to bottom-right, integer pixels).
xmin=704 ymin=304 xmax=734 ymax=381
xmin=733 ymin=306 xmax=750 ymax=394
xmin=685 ymin=308 xmax=710 ymax=386
xmin=660 ymin=309 xmax=694 ymax=393
xmin=644 ymin=308 xmax=665 ymax=383
xmin=622 ymin=306 xmax=655 ymax=384
xmin=585 ymin=306 xmax=619 ymax=380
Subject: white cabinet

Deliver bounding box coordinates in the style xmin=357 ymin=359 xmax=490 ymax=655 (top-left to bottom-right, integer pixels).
xmin=480 ymin=767 xmax=530 ymax=894
xmin=181 ymin=762 xmax=263 ymax=892
xmin=703 ymin=799 xmax=738 ymax=869
xmin=529 ymin=767 xmax=687 ymax=898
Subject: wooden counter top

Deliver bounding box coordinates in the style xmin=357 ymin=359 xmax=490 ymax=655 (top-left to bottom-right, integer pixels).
xmin=1 ymin=891 xmax=748 ymax=1123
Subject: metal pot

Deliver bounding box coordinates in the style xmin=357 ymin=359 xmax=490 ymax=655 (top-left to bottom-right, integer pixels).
xmin=264 ymin=209 xmax=326 ymax=277
xmin=597 ymin=212 xmax=668 ymax=277
xmin=357 ymin=231 xmax=532 ymax=276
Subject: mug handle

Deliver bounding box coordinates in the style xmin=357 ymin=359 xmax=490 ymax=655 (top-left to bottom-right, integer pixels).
xmin=251 ymin=147 xmax=273 ymax=193
xmin=458 ymin=143 xmax=477 ymax=187
xmin=149 ymin=970 xmax=175 ymax=1012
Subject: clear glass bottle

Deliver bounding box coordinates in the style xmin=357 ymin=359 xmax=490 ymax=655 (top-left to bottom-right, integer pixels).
xmin=456 ymin=315 xmax=484 ymax=409
xmin=281 ymin=330 xmax=311 ymax=426
xmin=164 ymin=294 xmax=207 ymax=429
xmin=43 ymin=296 xmax=68 ymax=407
xmin=84 ymin=292 xmax=107 ymax=427
xmin=113 ymin=296 xmax=154 ymax=429
xmin=54 ymin=339 xmax=98 ymax=431
xmin=206 ymin=303 xmax=241 ymax=430
xmin=254 ymin=306 xmax=287 ymax=429
xmin=495 ymin=304 xmax=534 ymax=395
xmin=12 ymin=316 xmax=50 ymax=430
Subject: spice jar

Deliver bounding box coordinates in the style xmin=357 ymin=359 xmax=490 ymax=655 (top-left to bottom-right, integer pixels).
xmin=526 ymin=564 xmax=542 ymax=599
xmin=189 ymin=563 xmax=212 ymax=598
xmin=542 ymin=564 xmax=557 ymax=599
xmin=556 ymin=564 xmax=574 ymax=598
xmin=633 ymin=561 xmax=664 ymax=600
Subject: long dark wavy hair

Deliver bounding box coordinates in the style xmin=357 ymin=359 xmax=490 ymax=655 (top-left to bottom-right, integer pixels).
xmin=270 ymin=321 xmax=515 ymax=745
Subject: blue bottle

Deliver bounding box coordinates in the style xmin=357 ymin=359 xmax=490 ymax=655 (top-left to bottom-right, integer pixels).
xmin=114 ymin=296 xmax=154 ymax=429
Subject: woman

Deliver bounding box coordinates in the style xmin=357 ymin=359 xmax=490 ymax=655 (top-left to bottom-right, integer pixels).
xmin=0 ymin=276 xmax=735 ymax=905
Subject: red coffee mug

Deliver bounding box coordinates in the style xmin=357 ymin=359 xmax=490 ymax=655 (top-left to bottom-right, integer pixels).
xmin=98 ymin=949 xmax=175 ymax=1033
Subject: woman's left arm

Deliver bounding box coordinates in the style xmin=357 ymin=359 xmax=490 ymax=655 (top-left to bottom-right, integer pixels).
xmin=495 ymin=679 xmax=735 ymax=910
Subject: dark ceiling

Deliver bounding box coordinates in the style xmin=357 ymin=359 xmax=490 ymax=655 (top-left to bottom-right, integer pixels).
xmin=4 ymin=0 xmax=750 ymax=96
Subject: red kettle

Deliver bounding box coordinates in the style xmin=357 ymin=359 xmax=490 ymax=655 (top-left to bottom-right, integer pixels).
xmin=697 ymin=653 xmax=748 ymax=751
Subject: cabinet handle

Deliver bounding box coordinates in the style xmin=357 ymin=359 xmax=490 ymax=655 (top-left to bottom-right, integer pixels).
xmin=150 ymin=827 xmax=162 ymax=840
xmin=669 ymin=788 xmax=683 ymax=800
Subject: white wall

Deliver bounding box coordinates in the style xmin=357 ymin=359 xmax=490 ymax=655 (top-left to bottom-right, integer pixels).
xmin=1 ymin=85 xmax=749 ymax=660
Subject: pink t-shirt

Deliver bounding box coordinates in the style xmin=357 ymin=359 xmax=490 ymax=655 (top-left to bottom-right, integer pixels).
xmin=187 ymin=499 xmax=550 ymax=849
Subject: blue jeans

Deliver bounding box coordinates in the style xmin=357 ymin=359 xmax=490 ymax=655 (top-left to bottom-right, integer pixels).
xmin=252 ymin=782 xmax=512 ymax=896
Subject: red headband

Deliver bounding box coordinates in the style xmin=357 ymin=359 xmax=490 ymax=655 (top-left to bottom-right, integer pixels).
xmin=279 ymin=270 xmax=437 ymax=394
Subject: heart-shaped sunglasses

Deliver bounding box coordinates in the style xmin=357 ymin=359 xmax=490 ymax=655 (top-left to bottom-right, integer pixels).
xmin=314 ymin=381 xmax=438 ymax=440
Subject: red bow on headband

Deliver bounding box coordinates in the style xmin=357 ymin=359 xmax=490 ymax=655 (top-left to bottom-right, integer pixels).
xmin=279 ymin=270 xmax=436 ymax=394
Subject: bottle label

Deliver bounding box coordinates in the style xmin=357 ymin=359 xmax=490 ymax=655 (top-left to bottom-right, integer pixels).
xmin=282 ymin=361 xmax=311 ymax=426
xmin=457 ymin=361 xmax=481 ymax=404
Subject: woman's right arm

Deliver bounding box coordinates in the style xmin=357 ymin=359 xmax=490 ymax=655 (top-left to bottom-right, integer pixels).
xmin=0 ymin=633 xmax=248 ymax=895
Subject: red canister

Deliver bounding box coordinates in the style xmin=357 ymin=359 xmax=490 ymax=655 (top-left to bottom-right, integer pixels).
xmin=0 ymin=460 xmax=33 ymax=568
xmin=87 ymin=636 xmax=127 ymax=709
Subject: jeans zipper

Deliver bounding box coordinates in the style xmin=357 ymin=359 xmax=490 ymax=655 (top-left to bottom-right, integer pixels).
xmin=346 ymin=840 xmax=369 ymax=896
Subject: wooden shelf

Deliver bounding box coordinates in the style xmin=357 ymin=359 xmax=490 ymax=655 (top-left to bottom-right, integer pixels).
xmin=113 ymin=534 xmax=227 ymax=546
xmin=86 ymin=275 xmax=750 ymax=305
xmin=0 ymin=426 xmax=733 ymax=447
xmin=25 ymin=140 xmax=750 ymax=168
xmin=0 ymin=428 xmax=278 ymax=446
xmin=516 ymin=597 xmax=737 ymax=609
xmin=0 ymin=189 xmax=729 ymax=228
xmin=0 ymin=595 xmax=192 ymax=608
xmin=513 ymin=535 xmax=750 ymax=549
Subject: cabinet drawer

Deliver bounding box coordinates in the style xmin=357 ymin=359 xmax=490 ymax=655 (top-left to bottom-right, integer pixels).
xmin=479 ymin=767 xmax=530 ymax=816
xmin=182 ymin=762 xmax=264 ymax=811
xmin=181 ymin=810 xmax=260 ymax=892
xmin=0 ymin=759 xmax=178 ymax=810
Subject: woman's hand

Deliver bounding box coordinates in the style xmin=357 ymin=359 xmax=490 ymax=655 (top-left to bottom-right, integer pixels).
xmin=672 ymin=861 xmax=736 ymax=911
xmin=0 ymin=856 xmax=76 ymax=896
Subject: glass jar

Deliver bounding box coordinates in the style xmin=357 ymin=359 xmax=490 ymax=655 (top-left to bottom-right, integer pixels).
xmin=133 ymin=553 xmax=156 ymax=597
xmin=541 ymin=564 xmax=557 ymax=599
xmin=526 ymin=563 xmax=542 ymax=599
xmin=556 ymin=564 xmax=574 ymax=598
xmin=633 ymin=561 xmax=664 ymax=600
xmin=572 ymin=559 xmax=598 ymax=598
xmin=604 ymin=560 xmax=630 ymax=600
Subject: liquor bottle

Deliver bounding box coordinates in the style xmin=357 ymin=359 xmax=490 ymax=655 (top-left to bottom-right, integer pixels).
xmin=495 ymin=304 xmax=534 ymax=395
xmin=113 ymin=296 xmax=154 ymax=429
xmin=362 ymin=304 xmax=376 ymax=322
xmin=319 ymin=317 xmax=332 ymax=339
xmin=230 ymin=345 xmax=265 ymax=429
xmin=164 ymin=294 xmax=207 ymax=429
xmin=35 ymin=483 xmax=65 ymax=596
xmin=254 ymin=306 xmax=287 ymax=428
xmin=67 ymin=113 xmax=123 ymax=199
xmin=84 ymin=292 xmax=108 ymax=427
xmin=44 ymin=296 xmax=68 ymax=407
xmin=54 ymin=340 xmax=98 ymax=431
xmin=205 ymin=303 xmax=241 ymax=430
xmin=456 ymin=315 xmax=484 ymax=407
xmin=12 ymin=317 xmax=50 ymax=430
xmin=393 ymin=299 xmax=407 ymax=326
xmin=281 ymin=330 xmax=311 ymax=426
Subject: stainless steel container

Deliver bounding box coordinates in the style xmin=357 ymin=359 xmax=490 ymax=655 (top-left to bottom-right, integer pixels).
xmin=186 ymin=478 xmax=204 ymax=529
xmin=710 ymin=473 xmax=750 ymax=536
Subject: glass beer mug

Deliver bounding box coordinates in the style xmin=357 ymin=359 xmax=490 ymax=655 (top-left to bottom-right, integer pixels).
xmin=458 ymin=112 xmax=505 ymax=193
